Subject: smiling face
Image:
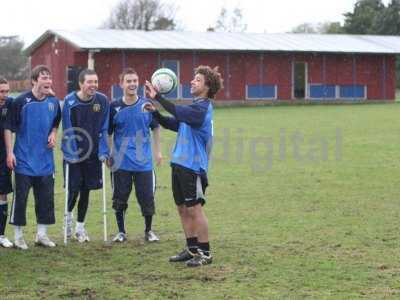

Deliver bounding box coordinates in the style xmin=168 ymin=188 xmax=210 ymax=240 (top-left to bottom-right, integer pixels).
xmin=121 ymin=73 xmax=139 ymax=98
xmin=0 ymin=83 xmax=10 ymax=102
xmin=190 ymin=73 xmax=209 ymax=98
xmin=79 ymin=74 xmax=98 ymax=98
xmin=32 ymin=71 xmax=53 ymax=98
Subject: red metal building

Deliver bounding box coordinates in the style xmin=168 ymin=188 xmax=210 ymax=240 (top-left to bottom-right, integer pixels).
xmin=25 ymin=30 xmax=400 ymax=103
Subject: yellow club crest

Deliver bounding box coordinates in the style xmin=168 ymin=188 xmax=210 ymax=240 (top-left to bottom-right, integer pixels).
xmin=93 ymin=103 xmax=101 ymax=112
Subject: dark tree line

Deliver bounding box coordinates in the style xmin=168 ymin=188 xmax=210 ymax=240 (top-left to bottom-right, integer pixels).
xmin=292 ymin=0 xmax=400 ymax=35
xmin=342 ymin=0 xmax=400 ymax=35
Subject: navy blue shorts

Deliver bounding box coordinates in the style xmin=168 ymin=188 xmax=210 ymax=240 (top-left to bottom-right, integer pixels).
xmin=64 ymin=159 xmax=102 ymax=192
xmin=111 ymin=169 xmax=156 ymax=216
xmin=9 ymin=173 xmax=55 ymax=226
xmin=171 ymin=164 xmax=208 ymax=207
xmin=0 ymin=159 xmax=12 ymax=195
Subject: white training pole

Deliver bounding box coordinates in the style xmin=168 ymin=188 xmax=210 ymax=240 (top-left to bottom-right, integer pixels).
xmin=64 ymin=163 xmax=69 ymax=245
xmin=10 ymin=172 xmax=16 ymax=225
xmin=102 ymin=163 xmax=107 ymax=242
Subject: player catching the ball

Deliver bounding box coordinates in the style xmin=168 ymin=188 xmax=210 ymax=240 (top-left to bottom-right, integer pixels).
xmin=144 ymin=65 xmax=223 ymax=267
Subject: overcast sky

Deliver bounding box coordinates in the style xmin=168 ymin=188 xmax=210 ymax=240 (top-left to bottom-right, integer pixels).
xmin=0 ymin=0 xmax=391 ymax=46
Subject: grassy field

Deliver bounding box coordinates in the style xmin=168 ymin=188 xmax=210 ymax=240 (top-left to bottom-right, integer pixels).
xmin=1 ymin=103 xmax=400 ymax=299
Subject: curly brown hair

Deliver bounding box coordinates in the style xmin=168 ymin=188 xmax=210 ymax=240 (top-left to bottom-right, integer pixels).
xmin=194 ymin=65 xmax=224 ymax=99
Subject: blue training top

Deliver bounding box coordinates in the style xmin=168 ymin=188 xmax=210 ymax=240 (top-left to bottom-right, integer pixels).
xmin=109 ymin=97 xmax=159 ymax=172
xmin=155 ymin=98 xmax=213 ymax=174
xmin=62 ymin=91 xmax=110 ymax=163
xmin=5 ymin=91 xmax=61 ymax=176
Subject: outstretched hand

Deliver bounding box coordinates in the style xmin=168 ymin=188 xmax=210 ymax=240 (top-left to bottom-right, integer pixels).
xmin=145 ymin=80 xmax=158 ymax=99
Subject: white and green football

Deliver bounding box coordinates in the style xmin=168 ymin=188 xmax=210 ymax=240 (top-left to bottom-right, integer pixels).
xmin=151 ymin=68 xmax=178 ymax=94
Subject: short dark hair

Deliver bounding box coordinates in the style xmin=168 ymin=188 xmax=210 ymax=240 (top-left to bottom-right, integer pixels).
xmin=194 ymin=65 xmax=224 ymax=99
xmin=31 ymin=65 xmax=51 ymax=82
xmin=0 ymin=77 xmax=8 ymax=85
xmin=119 ymin=68 xmax=138 ymax=82
xmin=78 ymin=69 xmax=97 ymax=84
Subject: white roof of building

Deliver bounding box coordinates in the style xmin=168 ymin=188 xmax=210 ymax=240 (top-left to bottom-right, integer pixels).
xmin=25 ymin=29 xmax=400 ymax=55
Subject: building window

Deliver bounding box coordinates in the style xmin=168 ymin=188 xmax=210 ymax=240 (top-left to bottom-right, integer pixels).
xmin=246 ymin=84 xmax=277 ymax=100
xmin=309 ymin=84 xmax=336 ymax=100
xmin=308 ymin=84 xmax=367 ymax=100
xmin=339 ymin=85 xmax=366 ymax=99
xmin=181 ymin=84 xmax=192 ymax=99
xmin=162 ymin=60 xmax=179 ymax=100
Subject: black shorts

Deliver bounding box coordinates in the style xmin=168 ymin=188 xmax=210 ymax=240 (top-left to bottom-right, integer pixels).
xmin=171 ymin=164 xmax=208 ymax=207
xmin=111 ymin=169 xmax=156 ymax=216
xmin=0 ymin=160 xmax=12 ymax=195
xmin=9 ymin=173 xmax=55 ymax=226
xmin=64 ymin=159 xmax=102 ymax=192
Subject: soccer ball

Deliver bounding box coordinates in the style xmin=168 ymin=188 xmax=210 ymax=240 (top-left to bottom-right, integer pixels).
xmin=151 ymin=68 xmax=178 ymax=94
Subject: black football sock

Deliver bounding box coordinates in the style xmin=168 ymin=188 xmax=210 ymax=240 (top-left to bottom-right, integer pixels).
xmin=115 ymin=210 xmax=126 ymax=234
xmin=144 ymin=215 xmax=153 ymax=232
xmin=198 ymin=242 xmax=210 ymax=256
xmin=186 ymin=237 xmax=198 ymax=253
xmin=67 ymin=191 xmax=79 ymax=212
xmin=0 ymin=203 xmax=8 ymax=236
xmin=77 ymin=189 xmax=90 ymax=223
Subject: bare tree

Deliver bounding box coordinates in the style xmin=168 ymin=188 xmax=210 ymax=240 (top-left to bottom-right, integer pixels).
xmin=0 ymin=36 xmax=28 ymax=80
xmin=231 ymin=8 xmax=247 ymax=32
xmin=211 ymin=6 xmax=247 ymax=32
xmin=102 ymin=0 xmax=176 ymax=31
xmin=215 ymin=7 xmax=228 ymax=31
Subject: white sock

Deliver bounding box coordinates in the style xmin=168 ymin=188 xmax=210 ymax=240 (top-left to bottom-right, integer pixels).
xmin=76 ymin=222 xmax=85 ymax=232
xmin=67 ymin=212 xmax=73 ymax=219
xmin=37 ymin=224 xmax=47 ymax=237
xmin=14 ymin=226 xmax=23 ymax=240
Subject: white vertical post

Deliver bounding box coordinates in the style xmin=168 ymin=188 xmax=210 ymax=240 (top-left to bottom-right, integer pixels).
xmin=102 ymin=163 xmax=107 ymax=242
xmin=88 ymin=51 xmax=95 ymax=70
xmin=64 ymin=163 xmax=69 ymax=245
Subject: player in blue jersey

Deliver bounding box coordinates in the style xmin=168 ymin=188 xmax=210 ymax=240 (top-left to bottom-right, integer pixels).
xmin=0 ymin=77 xmax=13 ymax=248
xmin=144 ymin=65 xmax=223 ymax=267
xmin=107 ymin=68 xmax=162 ymax=243
xmin=62 ymin=69 xmax=110 ymax=243
xmin=4 ymin=65 xmax=61 ymax=250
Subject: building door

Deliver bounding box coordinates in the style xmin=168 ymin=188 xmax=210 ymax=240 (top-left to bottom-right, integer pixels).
xmin=293 ymin=62 xmax=307 ymax=99
xmin=66 ymin=66 xmax=84 ymax=94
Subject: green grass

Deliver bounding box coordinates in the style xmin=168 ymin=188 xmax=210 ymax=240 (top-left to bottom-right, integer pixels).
xmin=2 ymin=104 xmax=400 ymax=299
